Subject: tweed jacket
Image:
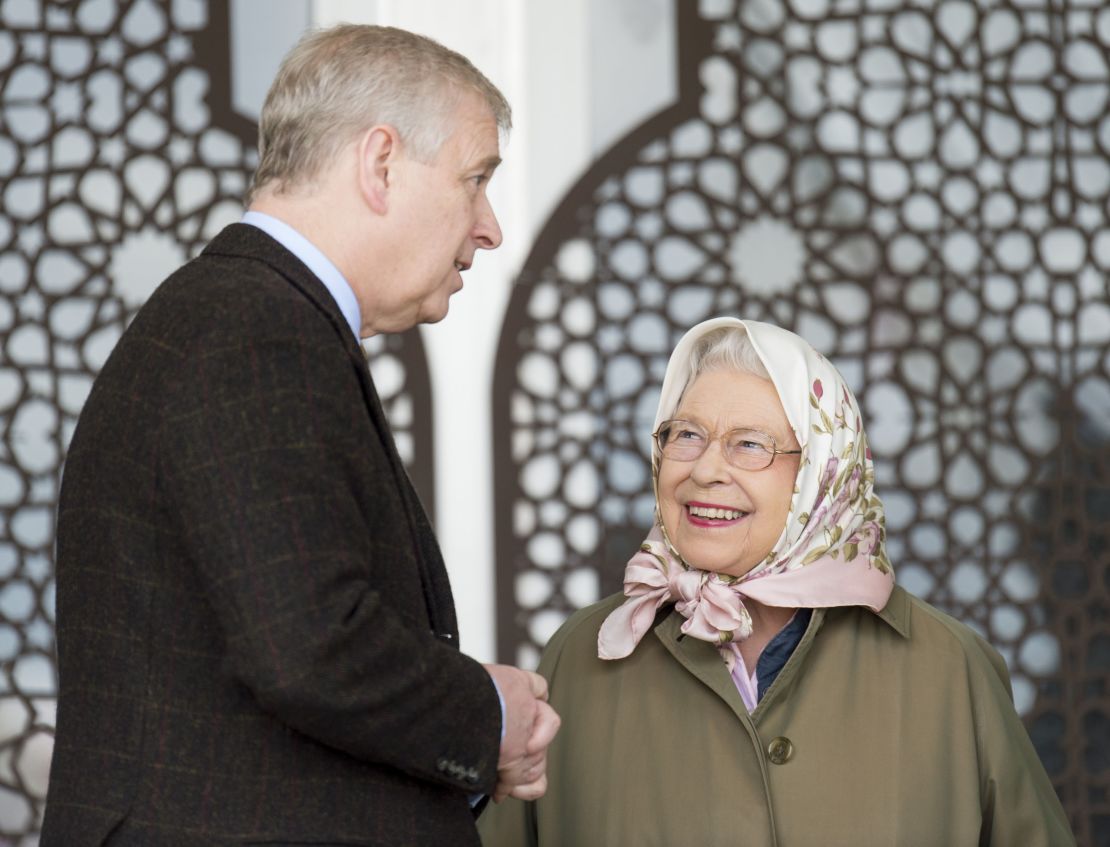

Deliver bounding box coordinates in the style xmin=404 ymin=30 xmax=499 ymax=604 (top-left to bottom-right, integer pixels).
xmin=479 ymin=586 xmax=1075 ymax=847
xmin=42 ymin=224 xmax=501 ymax=846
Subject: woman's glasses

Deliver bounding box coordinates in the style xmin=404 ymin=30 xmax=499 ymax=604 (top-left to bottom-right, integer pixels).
xmin=654 ymin=419 xmax=802 ymax=471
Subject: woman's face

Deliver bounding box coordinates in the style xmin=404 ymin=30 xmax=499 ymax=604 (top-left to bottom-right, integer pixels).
xmin=657 ymin=369 xmax=801 ymax=578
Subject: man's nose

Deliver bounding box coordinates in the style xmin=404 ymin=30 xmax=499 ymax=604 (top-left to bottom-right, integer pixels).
xmin=474 ymin=194 xmax=502 ymax=250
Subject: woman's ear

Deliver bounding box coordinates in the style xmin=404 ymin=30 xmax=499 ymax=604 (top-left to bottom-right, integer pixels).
xmin=356 ymin=125 xmax=400 ymax=216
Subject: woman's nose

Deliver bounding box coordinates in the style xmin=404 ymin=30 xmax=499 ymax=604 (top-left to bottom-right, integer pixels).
xmin=689 ymin=438 xmax=733 ymax=486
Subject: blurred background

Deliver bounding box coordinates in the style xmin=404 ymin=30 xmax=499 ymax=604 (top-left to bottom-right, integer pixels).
xmin=0 ymin=0 xmax=1107 ymax=842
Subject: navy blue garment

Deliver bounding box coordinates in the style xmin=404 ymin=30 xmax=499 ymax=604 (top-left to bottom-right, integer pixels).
xmin=756 ymin=608 xmax=814 ymax=701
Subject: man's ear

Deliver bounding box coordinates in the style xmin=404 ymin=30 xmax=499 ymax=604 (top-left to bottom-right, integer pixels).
xmin=357 ymin=125 xmax=400 ymax=216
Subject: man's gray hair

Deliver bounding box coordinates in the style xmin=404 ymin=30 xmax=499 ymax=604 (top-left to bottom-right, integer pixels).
xmin=247 ymin=24 xmax=511 ymax=203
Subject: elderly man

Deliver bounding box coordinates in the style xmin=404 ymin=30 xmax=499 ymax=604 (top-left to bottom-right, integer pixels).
xmin=43 ymin=25 xmax=557 ymax=846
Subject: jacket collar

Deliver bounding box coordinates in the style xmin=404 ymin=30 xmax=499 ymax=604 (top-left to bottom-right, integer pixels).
xmin=202 ymin=223 xmax=363 ymax=359
xmin=200 ymin=224 xmax=456 ymax=639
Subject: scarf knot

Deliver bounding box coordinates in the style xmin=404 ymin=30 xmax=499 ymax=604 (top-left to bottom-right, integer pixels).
xmin=597 ymin=529 xmax=754 ymax=660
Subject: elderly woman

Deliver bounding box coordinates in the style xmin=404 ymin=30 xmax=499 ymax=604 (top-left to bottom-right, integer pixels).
xmin=480 ymin=317 xmax=1074 ymax=846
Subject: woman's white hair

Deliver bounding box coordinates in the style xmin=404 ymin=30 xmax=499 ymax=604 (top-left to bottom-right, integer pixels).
xmin=688 ymin=325 xmax=771 ymax=381
xmin=248 ymin=24 xmax=511 ymax=203
xmin=664 ymin=325 xmax=772 ymax=418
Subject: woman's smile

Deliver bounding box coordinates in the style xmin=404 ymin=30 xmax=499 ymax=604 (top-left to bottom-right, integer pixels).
xmin=684 ymin=501 xmax=749 ymax=526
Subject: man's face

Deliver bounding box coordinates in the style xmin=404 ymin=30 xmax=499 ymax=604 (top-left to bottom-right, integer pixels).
xmin=381 ymin=93 xmax=503 ymax=329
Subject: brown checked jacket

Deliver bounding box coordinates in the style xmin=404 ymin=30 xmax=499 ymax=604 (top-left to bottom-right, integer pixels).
xmin=43 ymin=224 xmax=501 ymax=846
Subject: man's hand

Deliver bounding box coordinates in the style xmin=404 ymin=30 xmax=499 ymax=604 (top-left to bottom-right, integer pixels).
xmin=490 ymin=699 xmax=559 ymax=802
xmin=483 ymin=664 xmax=561 ymax=802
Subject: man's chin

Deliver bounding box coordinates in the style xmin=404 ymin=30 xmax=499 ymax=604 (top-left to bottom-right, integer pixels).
xmin=418 ymin=301 xmax=451 ymax=325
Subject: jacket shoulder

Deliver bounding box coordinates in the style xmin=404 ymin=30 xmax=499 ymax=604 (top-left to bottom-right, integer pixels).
xmin=135 ymin=225 xmax=347 ymax=350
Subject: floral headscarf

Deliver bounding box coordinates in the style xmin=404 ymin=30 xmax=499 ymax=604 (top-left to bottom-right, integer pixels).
xmin=598 ymin=317 xmax=895 ymax=660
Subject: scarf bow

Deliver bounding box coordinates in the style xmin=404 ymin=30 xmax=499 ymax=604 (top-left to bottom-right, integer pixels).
xmin=598 ymin=527 xmax=754 ymax=659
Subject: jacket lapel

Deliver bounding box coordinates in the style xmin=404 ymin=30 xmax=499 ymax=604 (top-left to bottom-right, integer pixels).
xmin=201 ymin=224 xmax=457 ymax=640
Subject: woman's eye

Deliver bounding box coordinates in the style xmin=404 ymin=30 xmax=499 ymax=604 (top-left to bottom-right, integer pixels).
xmin=729 ymin=437 xmax=767 ymax=452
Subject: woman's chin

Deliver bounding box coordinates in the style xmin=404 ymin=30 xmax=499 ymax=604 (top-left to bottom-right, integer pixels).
xmin=677 ymin=550 xmax=759 ymax=579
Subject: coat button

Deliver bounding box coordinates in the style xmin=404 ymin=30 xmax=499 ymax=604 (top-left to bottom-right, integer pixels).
xmin=767 ymin=736 xmax=793 ymax=765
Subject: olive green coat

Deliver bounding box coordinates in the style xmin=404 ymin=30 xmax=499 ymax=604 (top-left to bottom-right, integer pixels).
xmin=479 ymin=585 xmax=1074 ymax=847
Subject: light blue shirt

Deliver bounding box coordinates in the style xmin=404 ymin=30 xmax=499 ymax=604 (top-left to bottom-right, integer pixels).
xmin=241 ymin=210 xmax=362 ymax=342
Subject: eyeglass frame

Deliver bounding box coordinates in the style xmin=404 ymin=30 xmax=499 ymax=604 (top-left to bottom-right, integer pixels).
xmin=652 ymin=418 xmax=803 ymax=471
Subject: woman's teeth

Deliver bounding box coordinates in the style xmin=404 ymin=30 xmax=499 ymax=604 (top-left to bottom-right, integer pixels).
xmin=688 ymin=506 xmax=744 ymax=520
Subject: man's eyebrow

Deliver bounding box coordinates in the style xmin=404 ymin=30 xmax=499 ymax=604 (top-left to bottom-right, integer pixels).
xmin=475 ymin=155 xmax=502 ymax=172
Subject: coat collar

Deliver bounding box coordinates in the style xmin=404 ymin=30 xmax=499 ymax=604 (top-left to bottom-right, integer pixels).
xmin=651 ymin=587 xmax=910 ymax=723
xmin=651 ymin=606 xmax=830 ymax=723
xmin=875 ymin=584 xmax=911 ymax=639
xmin=653 ymin=610 xmax=750 ymax=723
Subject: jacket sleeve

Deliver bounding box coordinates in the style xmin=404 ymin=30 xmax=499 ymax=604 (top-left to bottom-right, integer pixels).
xmin=159 ymin=296 xmax=501 ymax=795
xmin=968 ymin=636 xmax=1077 ymax=847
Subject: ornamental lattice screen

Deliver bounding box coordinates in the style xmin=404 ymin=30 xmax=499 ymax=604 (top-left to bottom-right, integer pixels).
xmin=492 ymin=1 xmax=1109 ymax=842
xmin=0 ymin=1 xmax=434 ymax=840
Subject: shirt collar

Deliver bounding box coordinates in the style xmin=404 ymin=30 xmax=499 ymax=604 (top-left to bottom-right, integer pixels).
xmin=241 ymin=210 xmax=362 ymax=341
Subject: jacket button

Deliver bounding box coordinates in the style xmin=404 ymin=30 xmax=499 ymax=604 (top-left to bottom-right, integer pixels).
xmin=767 ymin=736 xmax=793 ymax=765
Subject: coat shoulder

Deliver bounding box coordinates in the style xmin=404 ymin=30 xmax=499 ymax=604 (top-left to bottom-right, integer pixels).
xmin=536 ymin=593 xmax=625 ymax=677
xmin=898 ymin=588 xmax=1012 ymax=689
